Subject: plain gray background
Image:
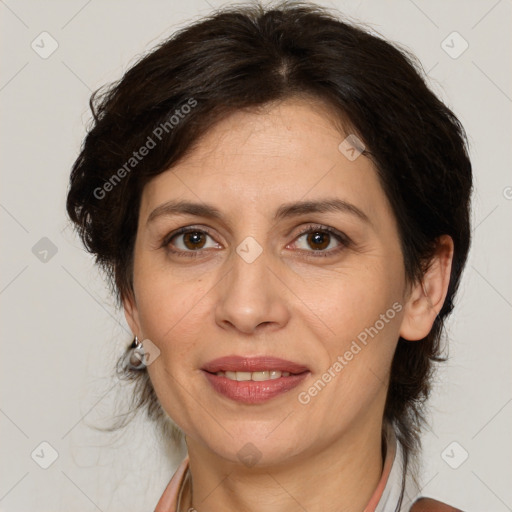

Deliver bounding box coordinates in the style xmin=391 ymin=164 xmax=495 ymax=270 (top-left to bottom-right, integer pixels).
xmin=1 ymin=0 xmax=511 ymax=510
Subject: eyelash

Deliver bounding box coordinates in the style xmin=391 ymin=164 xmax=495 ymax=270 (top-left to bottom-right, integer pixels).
xmin=161 ymin=224 xmax=351 ymax=259
xmin=291 ymin=225 xmax=350 ymax=257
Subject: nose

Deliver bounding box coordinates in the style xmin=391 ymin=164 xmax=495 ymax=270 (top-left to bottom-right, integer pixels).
xmin=214 ymin=246 xmax=291 ymax=335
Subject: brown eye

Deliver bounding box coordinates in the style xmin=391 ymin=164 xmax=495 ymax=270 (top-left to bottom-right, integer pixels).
xmin=291 ymin=225 xmax=349 ymax=257
xmin=305 ymin=231 xmax=331 ymax=251
xmin=181 ymin=231 xmax=207 ymax=250
xmin=165 ymin=227 xmax=220 ymax=256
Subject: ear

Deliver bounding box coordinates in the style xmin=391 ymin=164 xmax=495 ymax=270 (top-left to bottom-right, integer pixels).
xmin=122 ymin=290 xmax=141 ymax=338
xmin=399 ymin=235 xmax=454 ymax=341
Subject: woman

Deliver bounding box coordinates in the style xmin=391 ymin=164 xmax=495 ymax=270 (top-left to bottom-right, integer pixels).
xmin=66 ymin=1 xmax=472 ymax=511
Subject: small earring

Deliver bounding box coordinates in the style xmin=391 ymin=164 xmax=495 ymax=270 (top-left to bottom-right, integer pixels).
xmin=127 ymin=336 xmax=146 ymax=370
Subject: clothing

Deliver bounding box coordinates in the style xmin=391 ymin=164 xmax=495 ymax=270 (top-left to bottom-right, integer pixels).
xmin=154 ymin=424 xmax=460 ymax=512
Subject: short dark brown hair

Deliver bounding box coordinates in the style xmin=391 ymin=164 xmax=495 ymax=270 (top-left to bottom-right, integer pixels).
xmin=66 ymin=0 xmax=472 ymax=474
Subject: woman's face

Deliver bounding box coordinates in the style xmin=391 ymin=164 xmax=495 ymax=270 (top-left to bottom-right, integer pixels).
xmin=125 ymin=98 xmax=414 ymax=466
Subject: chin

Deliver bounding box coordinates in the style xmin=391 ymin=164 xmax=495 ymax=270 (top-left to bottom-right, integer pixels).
xmin=191 ymin=423 xmax=306 ymax=469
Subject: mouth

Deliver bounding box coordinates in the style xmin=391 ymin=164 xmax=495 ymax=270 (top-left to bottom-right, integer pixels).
xmin=206 ymin=369 xmax=303 ymax=381
xmin=201 ymin=355 xmax=310 ymax=404
xmin=202 ymin=355 xmax=310 ymax=375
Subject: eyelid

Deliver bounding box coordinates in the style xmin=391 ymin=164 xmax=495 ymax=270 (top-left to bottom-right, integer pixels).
xmin=288 ymin=224 xmax=351 ymax=256
xmin=161 ymin=225 xmax=221 ymax=259
xmin=161 ymin=225 xmax=216 ymax=246
xmin=292 ymin=224 xmax=350 ymax=243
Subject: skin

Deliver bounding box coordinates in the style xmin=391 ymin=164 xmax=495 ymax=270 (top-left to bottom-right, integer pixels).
xmin=124 ymin=97 xmax=454 ymax=512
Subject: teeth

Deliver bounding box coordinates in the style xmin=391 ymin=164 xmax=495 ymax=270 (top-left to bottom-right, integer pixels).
xmin=215 ymin=370 xmax=292 ymax=381
xmin=251 ymin=371 xmax=269 ymax=381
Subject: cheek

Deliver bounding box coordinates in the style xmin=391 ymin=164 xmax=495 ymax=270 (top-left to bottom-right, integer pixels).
xmin=132 ymin=257 xmax=210 ymax=354
xmin=295 ymin=276 xmax=402 ymax=436
xmin=298 ymin=263 xmax=404 ymax=401
xmin=301 ymin=262 xmax=403 ymax=341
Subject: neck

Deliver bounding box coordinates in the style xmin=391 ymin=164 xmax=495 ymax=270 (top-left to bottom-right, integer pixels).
xmin=182 ymin=417 xmax=385 ymax=512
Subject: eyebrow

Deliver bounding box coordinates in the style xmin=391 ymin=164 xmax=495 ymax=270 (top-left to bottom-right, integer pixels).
xmin=147 ymin=198 xmax=371 ymax=226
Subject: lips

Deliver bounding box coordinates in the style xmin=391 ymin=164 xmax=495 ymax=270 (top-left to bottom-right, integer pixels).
xmin=203 ymin=370 xmax=309 ymax=404
xmin=202 ymin=355 xmax=309 ymax=375
xmin=202 ymin=356 xmax=310 ymax=404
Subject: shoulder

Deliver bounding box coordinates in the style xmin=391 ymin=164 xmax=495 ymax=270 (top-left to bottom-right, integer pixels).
xmin=408 ymin=497 xmax=465 ymax=512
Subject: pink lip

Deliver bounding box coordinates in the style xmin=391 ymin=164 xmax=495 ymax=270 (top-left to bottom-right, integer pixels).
xmin=202 ymin=356 xmax=310 ymax=404
xmin=202 ymin=355 xmax=309 ymax=374
xmin=203 ymin=371 xmax=310 ymax=404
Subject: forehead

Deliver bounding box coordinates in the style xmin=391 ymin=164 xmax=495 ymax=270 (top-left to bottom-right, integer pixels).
xmin=183 ymin=98 xmax=350 ymax=167
xmin=139 ymin=98 xmax=391 ymax=226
